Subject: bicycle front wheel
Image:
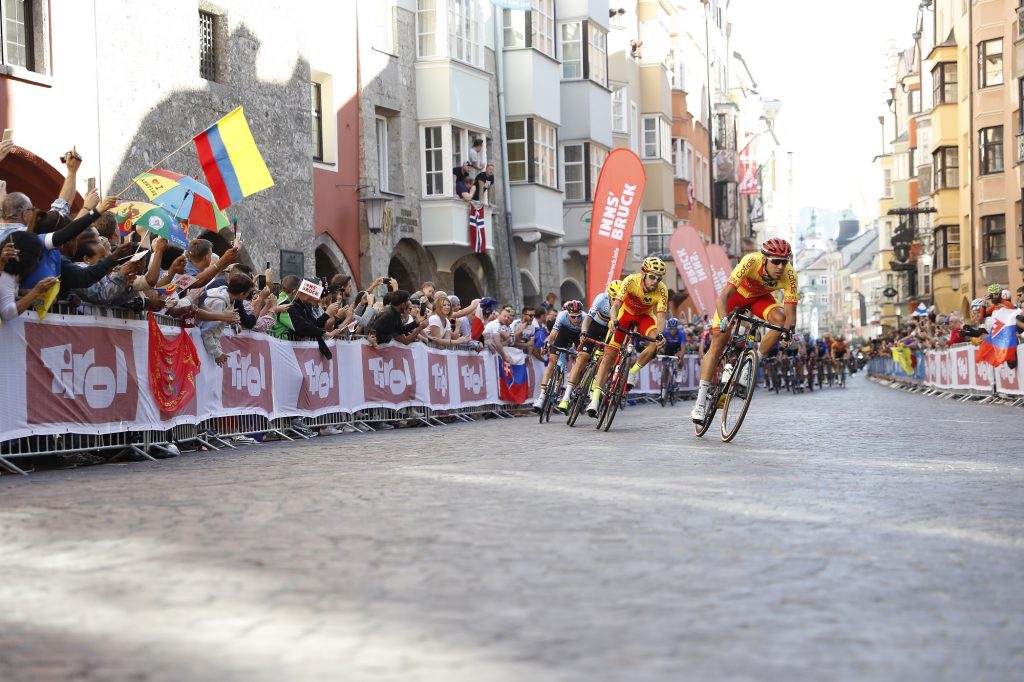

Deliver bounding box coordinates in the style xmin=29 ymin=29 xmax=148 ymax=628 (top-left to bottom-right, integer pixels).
xmin=600 ymin=359 xmax=629 ymax=432
xmin=540 ymin=364 xmax=561 ymax=423
xmin=566 ymin=362 xmax=594 ymax=427
xmin=721 ymin=350 xmax=758 ymax=442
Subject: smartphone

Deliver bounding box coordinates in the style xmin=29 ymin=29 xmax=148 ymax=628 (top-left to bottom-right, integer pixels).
xmin=2 ymin=129 xmax=12 ymax=142
xmin=419 ymin=301 xmax=428 ymax=316
xmin=86 ymin=177 xmax=96 ymax=193
xmin=257 ymin=274 xmax=267 ymax=289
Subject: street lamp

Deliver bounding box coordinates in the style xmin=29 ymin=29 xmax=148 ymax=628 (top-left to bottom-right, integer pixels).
xmin=336 ymin=183 xmax=393 ymax=234
xmin=358 ymin=187 xmax=392 ymax=234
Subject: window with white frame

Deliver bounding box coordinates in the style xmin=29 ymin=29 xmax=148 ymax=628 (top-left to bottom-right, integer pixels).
xmin=588 ymin=26 xmax=607 ymax=86
xmin=506 ymin=120 xmax=528 ymax=182
xmin=560 ymin=21 xmax=583 ymax=78
xmin=502 ymin=0 xmax=553 ymax=56
xmin=374 ymin=0 xmax=395 ymax=53
xmin=562 ymin=143 xmax=586 ymax=201
xmin=590 ymin=144 xmax=607 ymax=200
xmin=672 ymin=138 xmax=693 ymax=180
xmin=376 ymin=116 xmax=390 ymax=192
xmin=502 ymin=8 xmax=526 ymax=47
xmin=534 ymin=120 xmax=557 ymax=188
xmin=311 ymin=82 xmax=324 ymax=162
xmin=422 ymin=125 xmax=445 ymax=196
xmin=641 ymin=117 xmax=658 ymax=159
xmin=451 ymin=125 xmax=464 ymax=169
xmin=532 ymin=0 xmax=554 ymax=58
xmin=630 ymin=102 xmax=639 ymax=154
xmin=633 ymin=214 xmax=671 ymax=258
xmin=417 ymin=0 xmax=441 ymax=57
xmin=693 ymin=153 xmax=704 ymax=204
xmin=560 ymin=20 xmax=607 ymax=84
xmin=507 ymin=118 xmax=557 ymax=188
xmin=660 ymin=119 xmax=672 ymax=162
xmin=449 ymin=0 xmax=481 ymax=66
xmin=611 ymin=85 xmax=627 ymax=132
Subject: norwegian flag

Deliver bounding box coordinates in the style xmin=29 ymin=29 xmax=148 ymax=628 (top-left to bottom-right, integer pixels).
xmin=469 ymin=204 xmax=486 ymax=253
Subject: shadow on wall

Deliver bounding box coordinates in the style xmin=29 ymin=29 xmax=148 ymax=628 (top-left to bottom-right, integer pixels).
xmin=107 ymin=24 xmax=314 ymax=270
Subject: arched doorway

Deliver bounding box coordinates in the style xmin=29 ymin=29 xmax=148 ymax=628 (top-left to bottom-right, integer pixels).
xmin=0 ymin=148 xmax=83 ymax=212
xmin=520 ymin=269 xmax=540 ymax=307
xmin=389 ymin=238 xmax=436 ymax=293
xmin=315 ymin=245 xmax=340 ymax=280
xmin=559 ymin=278 xmax=584 ymax=304
xmin=388 ymin=256 xmax=416 ymax=293
xmin=454 ymin=265 xmax=482 ymax=301
xmin=451 ymin=252 xmax=497 ymax=302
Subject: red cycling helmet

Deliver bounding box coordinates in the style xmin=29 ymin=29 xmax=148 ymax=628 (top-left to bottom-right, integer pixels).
xmin=761 ymin=238 xmax=792 ymax=260
xmin=563 ymin=300 xmax=584 ymax=315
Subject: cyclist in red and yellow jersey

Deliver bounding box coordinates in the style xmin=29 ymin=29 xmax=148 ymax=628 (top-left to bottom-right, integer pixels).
xmin=586 ymin=256 xmax=669 ymax=417
xmin=691 ymin=238 xmax=799 ymax=422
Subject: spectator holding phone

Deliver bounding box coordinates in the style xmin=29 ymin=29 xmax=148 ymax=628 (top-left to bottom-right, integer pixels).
xmin=368 ymin=289 xmax=428 ymax=346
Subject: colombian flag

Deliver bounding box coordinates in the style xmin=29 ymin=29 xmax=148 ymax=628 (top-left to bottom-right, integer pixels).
xmin=976 ymin=307 xmax=1020 ymax=367
xmin=892 ymin=344 xmax=915 ymax=375
xmin=192 ymin=107 xmax=274 ymax=210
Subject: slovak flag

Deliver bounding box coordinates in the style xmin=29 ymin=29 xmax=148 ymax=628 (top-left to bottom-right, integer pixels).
xmin=497 ymin=357 xmax=529 ymax=404
xmin=976 ymin=307 xmax=1020 ymax=367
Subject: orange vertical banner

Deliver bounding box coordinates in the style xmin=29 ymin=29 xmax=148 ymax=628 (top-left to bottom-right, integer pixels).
xmin=586 ymin=149 xmax=646 ymax=304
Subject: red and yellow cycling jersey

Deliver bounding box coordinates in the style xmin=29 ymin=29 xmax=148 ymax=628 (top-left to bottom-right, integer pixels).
xmin=727 ymin=253 xmax=799 ymax=304
xmin=616 ymin=272 xmax=668 ymax=316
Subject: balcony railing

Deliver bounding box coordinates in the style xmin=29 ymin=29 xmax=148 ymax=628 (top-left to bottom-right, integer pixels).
xmin=1018 ymin=132 xmax=1024 ymax=163
xmin=1018 ymin=6 xmax=1024 ymax=39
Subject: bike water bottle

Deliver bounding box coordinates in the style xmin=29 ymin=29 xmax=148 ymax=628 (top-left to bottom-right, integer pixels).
xmin=722 ymin=362 xmax=734 ymax=384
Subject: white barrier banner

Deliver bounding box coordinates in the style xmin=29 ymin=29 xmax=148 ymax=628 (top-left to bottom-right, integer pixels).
xmin=879 ymin=344 xmax=1022 ymax=397
xmin=1 ymin=314 xmax=703 ymax=441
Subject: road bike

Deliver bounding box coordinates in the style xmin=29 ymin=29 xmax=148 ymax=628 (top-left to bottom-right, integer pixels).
xmin=837 ymin=355 xmax=847 ymax=387
xmin=596 ymin=327 xmax=649 ymax=432
xmin=565 ymin=341 xmax=607 ymax=427
xmin=694 ymin=309 xmax=788 ymax=442
xmin=657 ymin=354 xmax=679 ymax=406
xmin=538 ymin=346 xmax=574 ymax=423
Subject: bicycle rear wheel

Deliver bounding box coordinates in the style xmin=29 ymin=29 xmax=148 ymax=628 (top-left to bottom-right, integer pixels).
xmin=720 ymin=350 xmax=758 ymax=442
xmin=693 ymin=383 xmax=720 ymax=437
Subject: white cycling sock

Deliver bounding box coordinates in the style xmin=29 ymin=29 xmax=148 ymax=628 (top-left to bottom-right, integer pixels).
xmin=561 ymin=384 xmax=573 ymax=401
xmin=696 ymin=380 xmax=710 ymax=404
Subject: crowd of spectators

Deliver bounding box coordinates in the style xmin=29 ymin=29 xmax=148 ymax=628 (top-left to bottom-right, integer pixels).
xmin=868 ymin=285 xmax=1024 ymax=364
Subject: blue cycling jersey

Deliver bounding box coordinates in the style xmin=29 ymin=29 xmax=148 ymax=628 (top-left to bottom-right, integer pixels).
xmin=662 ymin=327 xmax=685 ymax=349
xmin=552 ymin=309 xmax=582 ymax=333
xmin=587 ymin=292 xmax=611 ymax=325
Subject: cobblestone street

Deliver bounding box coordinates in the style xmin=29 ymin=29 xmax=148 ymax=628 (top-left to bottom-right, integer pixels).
xmin=1 ymin=373 xmax=1021 ymax=682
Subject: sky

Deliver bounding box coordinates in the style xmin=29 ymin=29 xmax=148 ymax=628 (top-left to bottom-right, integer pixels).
xmin=729 ymin=0 xmax=922 ymax=228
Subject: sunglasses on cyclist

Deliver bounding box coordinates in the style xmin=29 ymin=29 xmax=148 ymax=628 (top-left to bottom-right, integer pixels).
xmin=767 ymin=258 xmax=789 ymax=266
xmin=644 ymin=273 xmax=663 ymax=281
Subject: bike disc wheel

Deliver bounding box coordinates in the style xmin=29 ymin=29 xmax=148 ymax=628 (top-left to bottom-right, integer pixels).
xmin=720 ymin=351 xmax=758 ymax=442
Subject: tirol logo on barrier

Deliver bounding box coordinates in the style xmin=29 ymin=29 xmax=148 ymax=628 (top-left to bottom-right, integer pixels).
xmin=27 ymin=323 xmax=139 ymax=425
xmin=648 ymin=364 xmax=662 ymax=390
xmin=954 ymin=347 xmax=970 ymax=387
xmin=458 ymin=354 xmax=486 ymax=401
xmin=973 ymin=355 xmax=993 ymax=387
xmin=362 ymin=344 xmax=416 ymax=403
xmin=996 ymin=359 xmax=1020 ymax=393
xmin=679 ymin=357 xmax=691 ymax=387
xmin=427 ymin=352 xmax=449 ymax=404
xmin=221 ymin=336 xmax=274 ymax=412
xmin=293 ymin=346 xmax=338 ymax=411
xmin=939 ymin=354 xmax=949 ymax=385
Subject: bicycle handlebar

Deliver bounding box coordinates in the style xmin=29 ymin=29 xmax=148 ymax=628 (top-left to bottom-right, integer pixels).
xmin=730 ymin=310 xmax=789 ymax=335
